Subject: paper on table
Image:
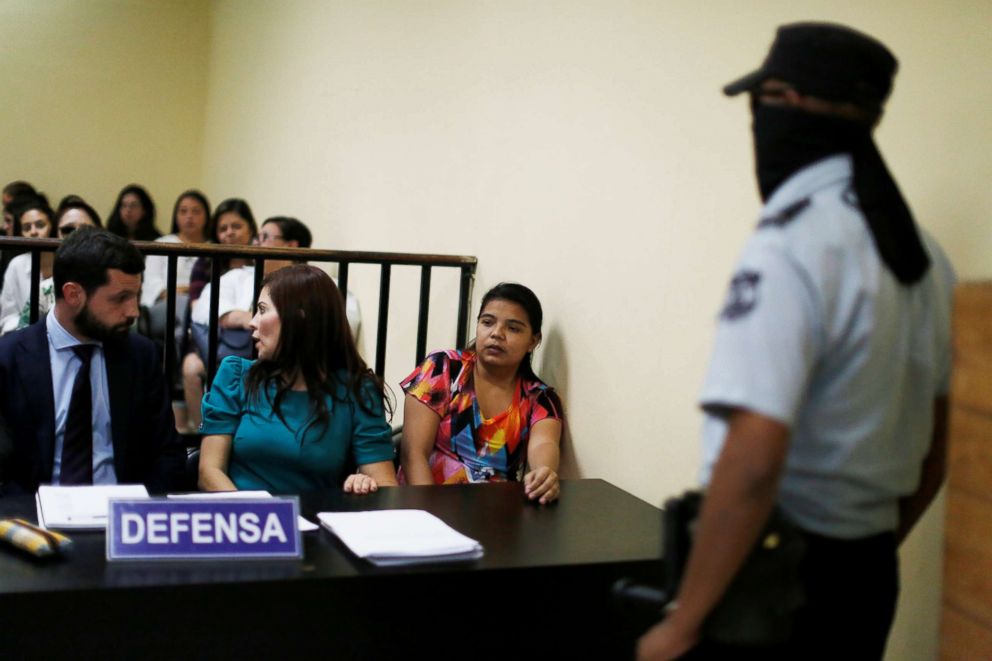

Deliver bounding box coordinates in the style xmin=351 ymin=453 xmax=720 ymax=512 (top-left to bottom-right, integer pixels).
xmin=318 ymin=509 xmax=483 ymax=566
xmin=168 ymin=490 xmax=271 ymax=500
xmin=36 ymin=484 xmax=150 ymax=530
xmin=167 ymin=491 xmax=318 ymax=532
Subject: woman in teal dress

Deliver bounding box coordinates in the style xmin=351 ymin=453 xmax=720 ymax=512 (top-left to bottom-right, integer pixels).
xmin=198 ymin=264 xmax=397 ymax=495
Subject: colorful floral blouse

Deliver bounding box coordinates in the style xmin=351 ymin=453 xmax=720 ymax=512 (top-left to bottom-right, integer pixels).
xmin=400 ymin=349 xmax=563 ymax=484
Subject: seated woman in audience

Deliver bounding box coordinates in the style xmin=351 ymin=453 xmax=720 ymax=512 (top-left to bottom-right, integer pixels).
xmin=141 ymin=190 xmax=212 ymax=340
xmin=106 ymin=184 xmax=161 ymax=241
xmin=8 ymin=198 xmax=102 ymax=328
xmin=181 ymin=199 xmax=258 ymax=433
xmin=0 ymin=195 xmax=57 ymax=334
xmin=256 ymin=216 xmax=362 ymax=338
xmin=187 ymin=198 xmax=256 ymax=303
xmin=399 ymin=283 xmax=564 ymax=503
xmin=2 ymin=180 xmax=36 ymax=237
xmin=198 ymin=264 xmax=397 ymax=495
xmin=0 ymin=183 xmax=38 ymax=291
xmin=55 ymin=196 xmax=102 ymax=232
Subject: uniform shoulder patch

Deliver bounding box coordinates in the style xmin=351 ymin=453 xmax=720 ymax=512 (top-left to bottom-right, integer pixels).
xmin=720 ymin=270 xmax=762 ymax=321
xmin=757 ymin=197 xmax=811 ymax=229
xmin=841 ymin=184 xmax=859 ymax=210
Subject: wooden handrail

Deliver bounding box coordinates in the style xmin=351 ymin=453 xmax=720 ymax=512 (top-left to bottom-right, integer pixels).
xmin=0 ymin=236 xmax=477 ymax=268
xmin=0 ymin=236 xmax=478 ymax=392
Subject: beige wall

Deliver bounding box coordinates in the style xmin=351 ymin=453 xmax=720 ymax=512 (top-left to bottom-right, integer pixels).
xmin=5 ymin=1 xmax=991 ymax=659
xmin=199 ymin=5 xmax=990 ymax=658
xmin=0 ymin=0 xmax=209 ymax=228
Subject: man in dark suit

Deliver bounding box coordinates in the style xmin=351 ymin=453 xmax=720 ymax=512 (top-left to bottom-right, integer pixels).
xmin=0 ymin=228 xmax=183 ymax=495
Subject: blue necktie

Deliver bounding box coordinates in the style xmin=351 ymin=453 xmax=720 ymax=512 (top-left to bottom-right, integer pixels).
xmin=61 ymin=345 xmax=95 ymax=485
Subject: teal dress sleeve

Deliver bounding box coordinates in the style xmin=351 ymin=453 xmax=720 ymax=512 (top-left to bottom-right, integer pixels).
xmin=200 ymin=356 xmax=251 ymax=435
xmin=348 ymin=376 xmax=395 ymax=468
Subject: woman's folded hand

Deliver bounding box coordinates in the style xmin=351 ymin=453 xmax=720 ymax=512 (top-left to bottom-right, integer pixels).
xmin=343 ymin=472 xmax=379 ymax=495
xmin=524 ymin=466 xmax=560 ymax=504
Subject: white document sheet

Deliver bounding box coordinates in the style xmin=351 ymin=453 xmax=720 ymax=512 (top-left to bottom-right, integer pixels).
xmin=318 ymin=509 xmax=484 ymax=566
xmin=167 ymin=490 xmax=319 ymax=532
xmin=36 ymin=484 xmax=150 ymax=530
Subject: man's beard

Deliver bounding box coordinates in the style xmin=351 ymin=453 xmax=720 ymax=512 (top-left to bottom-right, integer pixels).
xmin=75 ymin=304 xmax=131 ymax=344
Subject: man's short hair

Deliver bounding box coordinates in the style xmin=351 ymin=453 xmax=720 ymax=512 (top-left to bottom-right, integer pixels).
xmin=264 ymin=216 xmax=312 ymax=248
xmin=53 ymin=227 xmax=145 ymax=299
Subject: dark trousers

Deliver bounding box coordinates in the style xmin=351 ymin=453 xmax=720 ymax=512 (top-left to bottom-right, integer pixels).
xmin=683 ymin=531 xmax=899 ymax=661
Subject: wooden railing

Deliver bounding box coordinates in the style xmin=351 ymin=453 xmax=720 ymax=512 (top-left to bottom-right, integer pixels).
xmin=0 ymin=237 xmax=477 ymax=387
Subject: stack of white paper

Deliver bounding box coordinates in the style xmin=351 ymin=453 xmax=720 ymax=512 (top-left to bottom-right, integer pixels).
xmin=36 ymin=484 xmax=149 ymax=530
xmin=318 ymin=509 xmax=484 ymax=566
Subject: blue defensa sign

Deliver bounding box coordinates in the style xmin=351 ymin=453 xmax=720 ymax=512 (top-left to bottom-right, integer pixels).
xmin=106 ymin=498 xmax=302 ymax=561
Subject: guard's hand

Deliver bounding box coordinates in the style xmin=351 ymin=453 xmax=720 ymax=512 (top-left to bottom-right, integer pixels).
xmin=523 ymin=466 xmax=559 ymax=504
xmin=636 ymin=617 xmax=699 ymax=661
xmin=343 ymin=473 xmax=379 ymax=495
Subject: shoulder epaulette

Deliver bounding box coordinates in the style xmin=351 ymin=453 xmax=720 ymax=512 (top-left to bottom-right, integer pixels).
xmin=758 ymin=197 xmax=811 ymax=229
xmin=841 ymin=184 xmax=859 ymax=210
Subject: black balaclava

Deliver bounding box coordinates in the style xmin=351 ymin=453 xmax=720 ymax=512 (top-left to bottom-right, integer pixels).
xmin=751 ymin=101 xmax=930 ymax=285
xmin=751 ymin=101 xmax=863 ymax=202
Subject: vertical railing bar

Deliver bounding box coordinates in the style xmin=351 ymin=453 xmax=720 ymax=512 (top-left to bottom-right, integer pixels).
xmin=374 ymin=264 xmax=391 ymax=378
xmin=251 ymin=259 xmax=264 ymax=360
xmin=164 ymin=256 xmax=178 ymax=391
xmin=337 ymin=262 xmax=349 ymax=304
xmin=29 ymin=249 xmax=41 ymax=324
xmin=456 ymin=265 xmax=474 ymax=349
xmin=206 ymin=258 xmax=222 ymax=389
xmin=415 ymin=265 xmax=431 ymax=364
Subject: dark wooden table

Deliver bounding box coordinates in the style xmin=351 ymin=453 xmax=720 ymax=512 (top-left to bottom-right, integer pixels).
xmin=0 ymin=479 xmax=663 ymax=659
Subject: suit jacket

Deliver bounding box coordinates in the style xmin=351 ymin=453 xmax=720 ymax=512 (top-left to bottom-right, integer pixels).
xmin=0 ymin=319 xmax=183 ymax=495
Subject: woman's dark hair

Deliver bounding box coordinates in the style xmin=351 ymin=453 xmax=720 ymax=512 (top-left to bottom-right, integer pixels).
xmin=12 ymin=193 xmax=57 ymax=238
xmin=4 ymin=193 xmax=35 ymax=236
xmin=55 ymin=196 xmax=102 ymax=229
xmin=244 ymin=264 xmax=392 ymax=439
xmin=473 ymin=282 xmax=544 ymax=381
xmin=3 ymin=180 xmax=36 ymax=201
xmin=211 ymin=198 xmax=257 ymax=242
xmin=169 ymin=189 xmax=212 ymax=240
xmin=56 ymin=194 xmax=83 ymax=212
xmin=262 ymin=216 xmax=312 ymax=248
xmin=211 ymin=198 xmax=257 ymax=273
xmin=106 ymin=184 xmax=160 ymax=240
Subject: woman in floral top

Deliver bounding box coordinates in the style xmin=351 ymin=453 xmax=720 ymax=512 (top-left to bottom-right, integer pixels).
xmin=399 ymin=283 xmax=564 ymax=503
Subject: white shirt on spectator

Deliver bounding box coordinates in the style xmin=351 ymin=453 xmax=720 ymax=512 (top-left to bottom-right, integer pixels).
xmin=140 ymin=234 xmax=200 ymax=308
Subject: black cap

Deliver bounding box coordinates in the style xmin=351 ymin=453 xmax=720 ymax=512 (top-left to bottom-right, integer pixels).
xmin=723 ymin=22 xmax=897 ymax=112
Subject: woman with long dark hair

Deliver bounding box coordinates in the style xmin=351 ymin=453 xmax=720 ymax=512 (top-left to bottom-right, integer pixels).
xmin=181 ymin=198 xmax=258 ymax=433
xmin=399 ymin=282 xmax=564 ymax=503
xmin=187 ymin=197 xmax=257 ymax=303
xmin=106 ymin=184 xmax=160 ymax=241
xmin=141 ymin=189 xmax=211 ymax=347
xmin=198 ymin=264 xmax=397 ymax=495
xmin=141 ymin=189 xmax=211 ymax=309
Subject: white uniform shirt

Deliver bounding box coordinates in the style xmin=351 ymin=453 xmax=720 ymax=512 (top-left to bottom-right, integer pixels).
xmin=698 ymin=154 xmax=956 ymax=538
